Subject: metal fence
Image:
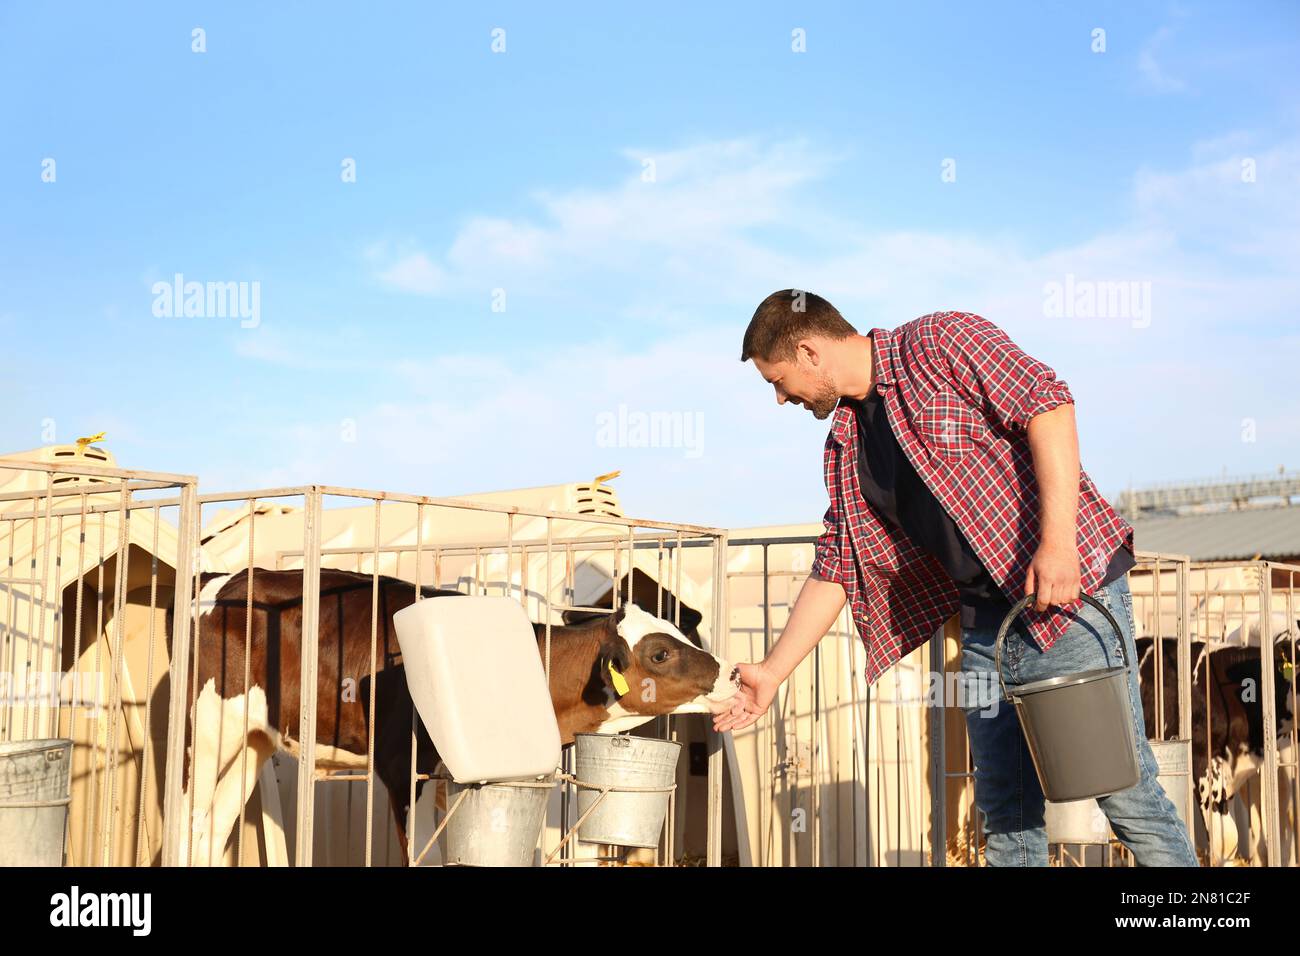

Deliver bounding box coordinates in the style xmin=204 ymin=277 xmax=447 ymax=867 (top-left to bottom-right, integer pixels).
xmin=7 ymin=450 xmax=1291 ymax=868
xmin=937 ymin=552 xmax=1199 ymax=866
xmin=0 ymin=454 xmax=198 ymax=866
xmin=725 ymin=532 xmax=932 ymax=866
xmin=723 ymin=536 xmax=1298 ymax=867
xmin=1119 ymin=557 xmax=1298 ymax=865
xmin=166 ymin=484 xmax=732 ymax=866
xmin=0 ymin=456 xmax=737 ymax=867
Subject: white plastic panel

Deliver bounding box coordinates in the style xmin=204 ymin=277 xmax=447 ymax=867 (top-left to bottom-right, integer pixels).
xmin=392 ymin=595 xmax=561 ymax=783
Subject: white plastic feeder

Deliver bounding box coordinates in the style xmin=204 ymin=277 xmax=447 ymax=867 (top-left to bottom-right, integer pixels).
xmin=393 ymin=595 xmax=561 ymax=866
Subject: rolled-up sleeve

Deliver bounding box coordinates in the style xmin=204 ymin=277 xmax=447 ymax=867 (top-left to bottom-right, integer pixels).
xmin=810 ymin=501 xmax=844 ymax=584
xmin=930 ymin=311 xmax=1074 ymax=430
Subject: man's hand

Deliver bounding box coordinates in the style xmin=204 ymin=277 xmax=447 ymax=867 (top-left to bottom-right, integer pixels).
xmin=1024 ymin=540 xmax=1081 ymax=612
xmin=712 ymin=661 xmax=781 ymax=733
xmin=711 ymin=572 xmax=845 ymax=735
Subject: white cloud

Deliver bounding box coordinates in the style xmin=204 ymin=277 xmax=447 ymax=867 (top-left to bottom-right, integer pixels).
xmin=209 ymin=324 xmax=827 ymax=524
xmin=362 ymin=131 xmax=1297 ymax=331
xmin=259 ymin=132 xmax=1300 ymax=525
xmin=1138 ymin=25 xmax=1187 ymax=94
xmin=369 ymin=138 xmax=833 ymax=303
xmin=232 ymin=327 xmax=374 ymax=370
xmin=1134 ymin=139 xmax=1300 ymax=267
xmin=377 ymin=252 xmax=445 ymax=294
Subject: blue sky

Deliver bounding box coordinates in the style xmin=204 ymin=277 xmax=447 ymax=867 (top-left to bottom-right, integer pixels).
xmin=2 ymin=1 xmax=1297 ymax=528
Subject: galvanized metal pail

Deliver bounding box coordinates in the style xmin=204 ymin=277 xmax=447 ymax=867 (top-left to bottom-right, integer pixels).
xmin=1044 ymin=795 xmax=1112 ymax=845
xmin=1148 ymin=737 xmax=1193 ymax=834
xmin=0 ymin=738 xmax=72 ymax=867
xmin=574 ymin=733 xmax=680 ymax=848
xmin=442 ymin=775 xmax=554 ymax=866
xmin=995 ymin=593 xmax=1140 ymax=802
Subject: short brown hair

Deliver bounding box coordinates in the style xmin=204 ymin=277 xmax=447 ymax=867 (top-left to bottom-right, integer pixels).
xmin=740 ymin=289 xmax=857 ymax=363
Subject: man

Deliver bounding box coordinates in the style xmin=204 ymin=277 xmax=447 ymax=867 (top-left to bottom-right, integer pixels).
xmin=716 ymin=289 xmax=1198 ymax=867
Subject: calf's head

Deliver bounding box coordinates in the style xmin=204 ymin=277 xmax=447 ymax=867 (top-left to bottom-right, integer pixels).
xmin=594 ymin=603 xmax=739 ymax=734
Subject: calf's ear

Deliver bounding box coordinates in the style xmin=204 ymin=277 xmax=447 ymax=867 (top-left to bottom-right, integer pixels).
xmin=594 ymin=635 xmax=633 ymax=701
xmin=677 ymin=606 xmax=704 ymax=645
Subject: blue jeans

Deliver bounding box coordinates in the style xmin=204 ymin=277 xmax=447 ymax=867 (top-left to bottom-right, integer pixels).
xmin=959 ymin=575 xmax=1199 ymax=866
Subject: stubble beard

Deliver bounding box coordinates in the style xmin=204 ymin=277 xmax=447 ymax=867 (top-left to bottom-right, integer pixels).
xmin=807 ymin=372 xmax=840 ymax=420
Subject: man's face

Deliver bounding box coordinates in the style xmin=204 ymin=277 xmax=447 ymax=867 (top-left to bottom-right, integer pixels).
xmin=753 ymin=348 xmax=840 ymax=420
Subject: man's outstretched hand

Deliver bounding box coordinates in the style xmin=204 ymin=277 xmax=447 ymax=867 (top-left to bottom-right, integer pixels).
xmin=714 ymin=572 xmax=846 ymax=733
xmin=712 ymin=661 xmax=781 ymax=733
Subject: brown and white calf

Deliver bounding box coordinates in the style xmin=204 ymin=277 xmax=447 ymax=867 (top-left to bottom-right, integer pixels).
xmin=179 ymin=568 xmax=738 ymax=865
xmin=1137 ymin=635 xmax=1295 ymax=863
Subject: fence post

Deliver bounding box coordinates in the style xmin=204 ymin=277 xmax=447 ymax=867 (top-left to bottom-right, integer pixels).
xmin=928 ymin=625 xmax=946 ymax=867
xmin=706 ymin=532 xmax=728 ymax=867
xmin=161 ymin=481 xmax=197 ymax=866
xmin=1260 ymin=566 xmax=1282 ymax=863
xmin=294 ymin=486 xmax=323 ymax=866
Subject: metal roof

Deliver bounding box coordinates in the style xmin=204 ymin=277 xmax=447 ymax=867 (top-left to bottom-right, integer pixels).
xmin=1129 ymin=505 xmax=1300 ymax=561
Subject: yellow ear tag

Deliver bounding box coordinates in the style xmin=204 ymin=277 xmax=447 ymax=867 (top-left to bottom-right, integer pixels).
xmin=608 ymin=662 xmax=630 ymax=696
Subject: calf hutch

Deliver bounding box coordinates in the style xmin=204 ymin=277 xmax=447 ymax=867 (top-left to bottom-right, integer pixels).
xmin=1 ymin=445 xmax=1294 ymax=867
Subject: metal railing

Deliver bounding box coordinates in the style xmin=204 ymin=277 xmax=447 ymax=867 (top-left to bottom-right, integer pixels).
xmin=161 ymin=484 xmax=731 ymax=866
xmin=719 ymin=536 xmax=1297 ymax=867
xmin=725 ymin=532 xmax=932 ymax=866
xmin=0 ymin=456 xmax=198 ymax=866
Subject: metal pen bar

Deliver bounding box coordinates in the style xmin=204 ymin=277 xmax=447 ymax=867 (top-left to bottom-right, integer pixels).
xmin=160 ymin=482 xmax=198 ymax=866
xmin=294 ymin=488 xmax=323 ymax=866
xmin=0 ymin=459 xmax=195 ymax=485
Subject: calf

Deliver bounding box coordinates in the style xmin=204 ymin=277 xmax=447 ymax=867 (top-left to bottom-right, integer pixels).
xmin=178 ymin=568 xmax=738 ymax=865
xmin=1137 ymin=636 xmax=1295 ymax=862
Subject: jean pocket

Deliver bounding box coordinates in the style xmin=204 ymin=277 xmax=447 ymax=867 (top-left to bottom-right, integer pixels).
xmin=1111 ymin=634 xmax=1127 ymax=668
xmin=1095 ymin=589 xmax=1128 ymax=666
xmin=1120 ymin=585 xmax=1134 ymax=624
xmin=999 ymin=625 xmax=1024 ymax=679
xmin=1069 ymin=587 xmax=1117 ymax=667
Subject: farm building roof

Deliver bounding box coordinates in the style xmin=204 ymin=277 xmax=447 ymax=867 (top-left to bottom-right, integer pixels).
xmin=1130 ymin=505 xmax=1300 ymax=561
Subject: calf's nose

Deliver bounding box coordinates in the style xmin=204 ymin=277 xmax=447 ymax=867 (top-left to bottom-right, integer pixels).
xmin=705 ymin=657 xmax=740 ymax=701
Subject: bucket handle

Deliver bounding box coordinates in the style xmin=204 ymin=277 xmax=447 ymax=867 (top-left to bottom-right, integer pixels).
xmin=993 ymin=591 xmax=1130 ymax=702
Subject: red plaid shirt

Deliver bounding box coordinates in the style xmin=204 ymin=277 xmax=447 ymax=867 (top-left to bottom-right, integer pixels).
xmin=810 ymin=311 xmax=1134 ymax=684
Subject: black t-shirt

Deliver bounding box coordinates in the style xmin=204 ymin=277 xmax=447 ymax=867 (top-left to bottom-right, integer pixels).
xmin=849 ymin=388 xmax=1134 ymax=628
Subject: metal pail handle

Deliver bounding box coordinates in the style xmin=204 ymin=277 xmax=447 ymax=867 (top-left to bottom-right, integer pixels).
xmin=993 ymin=591 xmax=1130 ymax=702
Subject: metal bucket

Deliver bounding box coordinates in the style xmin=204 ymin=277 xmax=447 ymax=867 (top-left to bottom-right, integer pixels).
xmin=1045 ymin=737 xmax=1193 ymax=846
xmin=0 ymin=738 xmax=72 ymax=867
xmin=996 ymin=593 xmax=1141 ymax=802
xmin=1045 ymin=796 xmax=1112 ymax=845
xmin=442 ymin=775 xmax=554 ymax=866
xmin=574 ymin=733 xmax=679 ymax=848
xmin=1149 ymin=738 xmax=1193 ymax=834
